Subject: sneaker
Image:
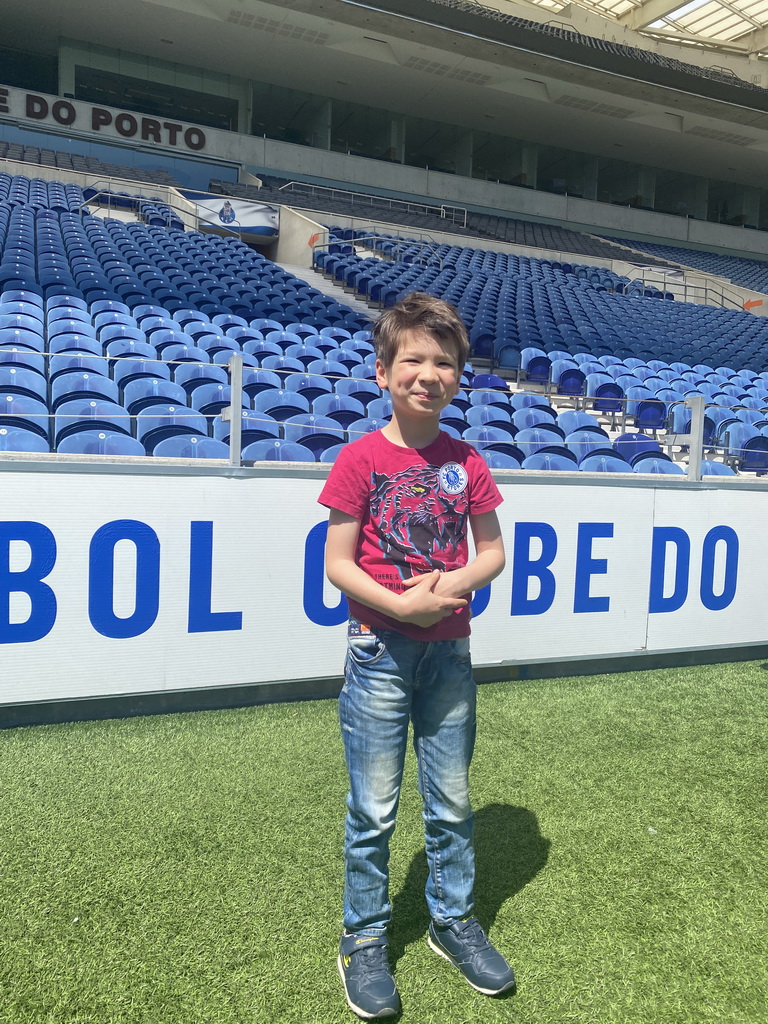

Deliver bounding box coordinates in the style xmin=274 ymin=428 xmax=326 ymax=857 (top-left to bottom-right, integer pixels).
xmin=428 ymin=917 xmax=516 ymax=995
xmin=337 ymin=933 xmax=401 ymax=1019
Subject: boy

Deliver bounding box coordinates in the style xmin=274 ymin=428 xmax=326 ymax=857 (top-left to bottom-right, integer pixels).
xmin=319 ymin=292 xmax=514 ymax=1019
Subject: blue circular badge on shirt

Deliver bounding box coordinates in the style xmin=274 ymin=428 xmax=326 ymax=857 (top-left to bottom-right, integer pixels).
xmin=439 ymin=461 xmax=468 ymax=494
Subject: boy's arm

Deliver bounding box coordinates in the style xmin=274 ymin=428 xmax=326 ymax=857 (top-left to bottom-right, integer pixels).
xmin=403 ymin=509 xmax=506 ymax=600
xmin=325 ymin=508 xmax=467 ymax=629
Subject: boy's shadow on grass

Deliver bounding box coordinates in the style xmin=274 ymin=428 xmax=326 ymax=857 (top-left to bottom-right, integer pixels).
xmin=388 ymin=802 xmax=549 ymax=968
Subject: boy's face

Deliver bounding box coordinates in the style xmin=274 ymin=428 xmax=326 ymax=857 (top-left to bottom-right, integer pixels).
xmin=375 ymin=329 xmax=461 ymax=421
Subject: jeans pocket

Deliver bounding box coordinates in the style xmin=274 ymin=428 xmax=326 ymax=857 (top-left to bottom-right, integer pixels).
xmin=448 ymin=637 xmax=472 ymax=665
xmin=347 ymin=634 xmax=388 ymax=667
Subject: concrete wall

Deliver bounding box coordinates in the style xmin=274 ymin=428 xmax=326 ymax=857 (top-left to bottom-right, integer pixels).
xmin=274 ymin=207 xmax=326 ymax=267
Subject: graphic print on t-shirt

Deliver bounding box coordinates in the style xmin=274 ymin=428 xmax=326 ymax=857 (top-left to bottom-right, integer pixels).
xmin=369 ymin=462 xmax=468 ymax=576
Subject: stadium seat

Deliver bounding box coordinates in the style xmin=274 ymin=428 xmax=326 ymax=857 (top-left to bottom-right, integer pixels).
xmin=632 ymin=457 xmax=686 ymax=475
xmin=136 ymin=404 xmax=208 ymax=453
xmin=477 ymin=450 xmax=521 ymax=469
xmin=242 ymin=439 xmax=316 ymax=462
xmin=56 ymin=430 xmax=146 ymax=456
xmin=213 ymin=410 xmax=280 ymax=447
xmin=0 ymin=425 xmax=50 ymax=453
xmin=54 ymin=399 xmax=132 ymax=444
xmin=282 ymin=414 xmax=346 ymax=456
xmin=522 ymin=451 xmax=578 ymax=471
xmin=152 ymin=435 xmax=230 ymax=459
xmin=579 ymin=454 xmax=632 ymax=473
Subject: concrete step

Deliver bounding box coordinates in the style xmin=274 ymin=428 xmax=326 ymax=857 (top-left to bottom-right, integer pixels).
xmin=278 ymin=263 xmax=379 ymax=319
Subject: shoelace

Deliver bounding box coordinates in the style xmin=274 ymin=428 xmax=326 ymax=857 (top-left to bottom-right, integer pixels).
xmin=352 ymin=944 xmax=391 ymax=977
xmin=453 ymin=917 xmax=491 ymax=951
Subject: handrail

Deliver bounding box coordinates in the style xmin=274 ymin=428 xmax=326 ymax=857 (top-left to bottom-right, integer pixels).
xmin=277 ymin=180 xmax=468 ymax=228
xmin=78 ymin=182 xmax=242 ymax=239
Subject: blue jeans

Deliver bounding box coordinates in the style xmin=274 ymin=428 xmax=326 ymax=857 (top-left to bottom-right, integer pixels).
xmin=339 ymin=621 xmax=477 ymax=936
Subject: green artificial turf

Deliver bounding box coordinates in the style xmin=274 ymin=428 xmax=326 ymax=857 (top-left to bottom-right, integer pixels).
xmin=1 ymin=661 xmax=766 ymax=1024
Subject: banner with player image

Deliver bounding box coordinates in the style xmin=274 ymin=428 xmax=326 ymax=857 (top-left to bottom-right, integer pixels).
xmin=194 ymin=197 xmax=279 ymax=237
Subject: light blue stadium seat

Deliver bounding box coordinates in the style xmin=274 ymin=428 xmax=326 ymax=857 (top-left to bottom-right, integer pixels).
xmin=56 ymin=430 xmax=145 ymax=456
xmin=152 ymin=435 xmax=230 ymax=459
xmin=579 ymin=454 xmax=632 ymax=473
xmin=699 ymin=460 xmax=736 ymax=476
xmin=283 ymin=414 xmax=346 ymax=456
xmin=252 ymin=389 xmax=310 ymax=421
xmin=213 ymin=410 xmax=280 ymax=447
xmin=319 ymin=443 xmax=347 ymax=463
xmin=0 ymin=425 xmax=50 ymax=453
xmin=632 ymin=457 xmax=686 ymax=475
xmin=136 ymin=404 xmax=208 ymax=453
xmin=522 ymin=451 xmax=578 ymax=471
xmin=242 ymin=438 xmax=316 ymax=462
xmin=312 ymin=393 xmax=367 ymax=427
xmin=54 ymin=399 xmax=132 ymax=444
xmin=478 ymin=450 xmax=521 ymax=469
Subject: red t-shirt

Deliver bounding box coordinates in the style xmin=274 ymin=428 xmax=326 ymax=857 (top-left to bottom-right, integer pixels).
xmin=318 ymin=429 xmax=503 ymax=641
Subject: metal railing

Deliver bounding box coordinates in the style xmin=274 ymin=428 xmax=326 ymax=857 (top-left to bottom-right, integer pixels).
xmin=278 ymin=180 xmax=468 ymax=228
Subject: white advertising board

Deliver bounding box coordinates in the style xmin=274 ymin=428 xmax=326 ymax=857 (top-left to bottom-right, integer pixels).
xmin=0 ymin=466 xmax=765 ymax=708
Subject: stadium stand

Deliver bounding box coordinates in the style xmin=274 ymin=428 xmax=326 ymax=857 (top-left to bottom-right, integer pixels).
xmin=209 ymin=177 xmax=676 ymax=266
xmin=1 ymin=164 xmax=767 ymax=474
xmin=418 ymin=0 xmax=768 ymax=102
xmin=605 ymin=236 xmax=768 ymax=296
xmin=0 ymin=141 xmax=181 ymax=186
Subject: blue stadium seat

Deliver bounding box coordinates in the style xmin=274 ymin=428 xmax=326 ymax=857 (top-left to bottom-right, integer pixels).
xmin=242 ymin=439 xmax=316 ymax=462
xmin=318 ymin=443 xmax=347 ymax=463
xmin=213 ymin=410 xmax=280 ymax=447
xmin=174 ymin=361 xmax=228 ymax=395
xmin=477 ymin=450 xmax=521 ymax=469
xmin=613 ymin=432 xmax=662 ymax=465
xmin=56 ymin=430 xmax=146 ymax=456
xmin=346 ymin=417 xmax=389 ymax=441
xmin=282 ymin=414 xmax=346 ymax=456
xmin=632 ymin=456 xmax=686 ymax=475
xmin=0 ymin=366 xmax=47 ymax=402
xmin=284 ymin=372 xmax=333 ymax=404
xmin=51 ymin=372 xmax=120 ymax=409
xmin=699 ymin=459 xmax=736 ymax=476
xmin=513 ymin=426 xmax=567 ymax=458
xmin=312 ymin=393 xmax=367 ymax=427
xmin=0 ymin=425 xmax=50 ymax=453
xmin=565 ymin=429 xmax=613 ymax=463
xmin=579 ymin=454 xmax=632 ymax=473
xmin=136 ymin=405 xmax=208 ymax=453
xmin=152 ymin=435 xmax=230 ymax=459
xmin=253 ymin=389 xmax=310 ymax=421
xmin=191 ymin=383 xmax=248 ymax=416
xmin=463 ymin=425 xmax=523 ymax=460
xmin=511 ymin=406 xmax=559 ymax=433
xmin=122 ymin=377 xmax=188 ymax=414
xmin=54 ymin=399 xmax=132 ymax=444
xmin=522 ymin=451 xmax=578 ymax=471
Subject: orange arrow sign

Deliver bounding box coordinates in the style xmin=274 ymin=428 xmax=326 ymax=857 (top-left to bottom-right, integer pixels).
xmin=744 ymin=299 xmax=763 ymax=310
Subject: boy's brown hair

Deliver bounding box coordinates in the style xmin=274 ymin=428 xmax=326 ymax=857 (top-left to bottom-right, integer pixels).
xmin=372 ymin=291 xmax=470 ymax=370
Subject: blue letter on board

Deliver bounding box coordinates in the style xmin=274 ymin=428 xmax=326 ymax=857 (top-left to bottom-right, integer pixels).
xmin=188 ymin=521 xmax=242 ymax=633
xmin=89 ymin=520 xmax=160 ymax=638
xmin=699 ymin=526 xmax=738 ymax=611
xmin=511 ymin=522 xmax=557 ymax=615
xmin=573 ymin=522 xmax=613 ymax=613
xmin=303 ymin=521 xmax=347 ymax=627
xmin=648 ymin=527 xmax=690 ymax=613
xmin=0 ymin=522 xmax=57 ymax=643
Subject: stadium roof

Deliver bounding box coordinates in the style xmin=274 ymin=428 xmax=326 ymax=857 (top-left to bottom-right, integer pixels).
xmin=519 ymin=0 xmax=768 ymax=55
